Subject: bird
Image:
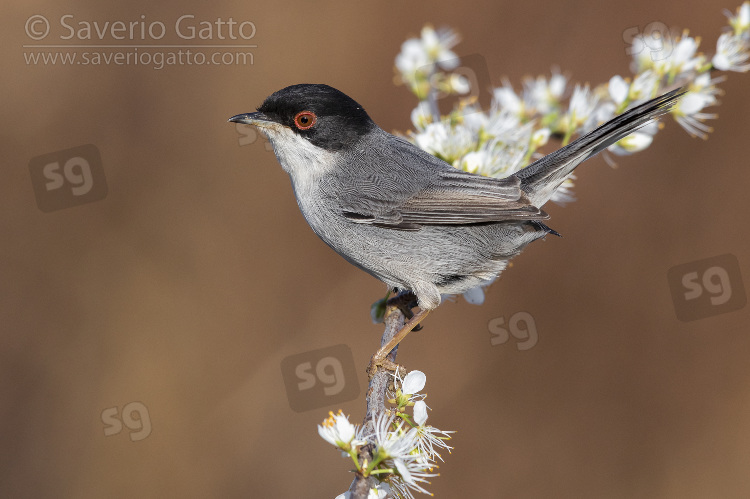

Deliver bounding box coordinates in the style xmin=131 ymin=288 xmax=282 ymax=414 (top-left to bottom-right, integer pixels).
xmin=229 ymin=83 xmax=683 ymax=371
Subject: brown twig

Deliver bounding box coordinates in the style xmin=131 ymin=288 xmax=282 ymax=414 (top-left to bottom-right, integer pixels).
xmin=347 ymin=294 xmax=413 ymax=497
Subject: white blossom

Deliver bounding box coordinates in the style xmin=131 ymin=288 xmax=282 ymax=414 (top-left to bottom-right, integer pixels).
xmin=318 ymin=410 xmax=366 ymax=452
xmin=568 ymin=84 xmax=597 ymax=120
xmin=412 ymin=121 xmax=474 ymax=163
xmin=631 ymin=35 xmax=656 ymax=73
xmin=609 ymin=131 xmax=655 ymax=155
xmin=564 ymin=84 xmax=599 ymax=131
xmin=370 ymin=414 xmax=416 ymax=461
xmin=551 ymin=177 xmax=577 ymax=205
xmin=492 ymin=81 xmax=525 ymax=117
xmin=459 ymin=105 xmax=489 ymax=134
xmin=456 ymin=150 xmax=490 ymax=175
xmin=395 ymin=38 xmax=431 ymax=77
xmin=633 ymin=31 xmax=704 ymax=79
xmin=523 ymin=71 xmax=568 ymax=113
xmin=671 ymin=35 xmax=703 ymax=73
xmin=629 ymin=70 xmax=659 ymax=101
xmin=447 ymin=73 xmax=471 ymax=94
xmin=420 ymin=26 xmax=461 ymax=69
xmin=674 ymin=92 xmax=717 ymax=138
xmin=727 ymin=1 xmax=750 ymax=35
xmin=395 ymin=26 xmax=461 ymax=78
xmin=531 ymin=127 xmax=551 ymax=148
xmin=410 ymin=102 xmax=433 ymax=131
xmin=713 ymin=32 xmax=750 ymax=71
xmin=690 ymin=72 xmax=724 ymax=107
xmin=389 ymin=456 xmax=438 ymax=498
xmin=410 ymin=401 xmax=454 ymax=463
xmin=455 ymin=135 xmax=528 ymax=178
xmin=608 ymin=75 xmax=630 ymax=105
xmin=588 ymin=101 xmax=616 ymax=131
xmin=482 ymin=106 xmax=522 ymax=138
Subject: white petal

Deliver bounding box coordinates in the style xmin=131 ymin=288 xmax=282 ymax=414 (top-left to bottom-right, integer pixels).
xmin=318 ymin=425 xmax=336 ymax=446
xmin=402 ymin=370 xmax=427 ymax=394
xmin=694 ymin=72 xmax=711 ymax=88
xmin=437 ymin=51 xmax=460 ymax=70
xmin=608 ymin=75 xmax=629 ymax=104
xmin=335 ymin=416 xmax=356 ymax=443
xmin=410 ymin=102 xmax=432 ymax=130
xmin=531 ymin=127 xmax=551 ymax=147
xmin=414 ymin=401 xmax=428 ymax=426
xmin=449 ymin=73 xmax=471 ymax=94
xmin=741 ymin=2 xmax=750 ymax=27
xmin=713 ymin=52 xmax=732 ymax=71
xmin=394 ymin=459 xmax=414 ymax=484
xmin=630 ymin=71 xmax=658 ymax=99
xmin=420 ymin=26 xmax=439 ymax=49
xmin=680 ymin=93 xmax=708 ymax=115
xmin=619 ymin=132 xmax=653 ymax=152
xmin=549 ymin=73 xmax=567 ymax=97
xmin=639 ymin=121 xmax=660 ymax=136
xmin=712 ymin=32 xmax=750 ymax=72
xmin=493 ymin=86 xmax=522 ymax=114
xmin=395 ymin=39 xmax=428 ymax=74
xmin=458 ymin=151 xmax=484 ymax=174
xmin=674 ymin=37 xmax=698 ymax=65
xmin=369 ymin=484 xmax=391 ymax=499
xmin=568 ymin=84 xmax=597 ymax=124
xmin=462 ymin=285 xmax=485 ymax=305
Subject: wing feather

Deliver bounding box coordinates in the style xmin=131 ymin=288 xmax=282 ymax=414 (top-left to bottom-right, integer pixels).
xmin=336 ymin=134 xmax=548 ymax=229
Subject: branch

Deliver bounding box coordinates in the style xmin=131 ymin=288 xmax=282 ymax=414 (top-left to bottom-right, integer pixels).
xmin=348 ymin=296 xmax=409 ymax=497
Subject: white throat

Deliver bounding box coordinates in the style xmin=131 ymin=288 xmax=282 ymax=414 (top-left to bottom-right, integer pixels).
xmin=258 ymin=124 xmax=340 ymax=224
xmin=260 ymin=126 xmax=336 ymax=194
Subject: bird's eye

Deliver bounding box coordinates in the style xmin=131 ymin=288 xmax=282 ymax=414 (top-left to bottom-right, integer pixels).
xmin=294 ymin=111 xmax=317 ymax=130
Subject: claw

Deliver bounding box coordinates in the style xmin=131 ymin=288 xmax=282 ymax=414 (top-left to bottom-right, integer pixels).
xmin=367 ymin=308 xmax=431 ymax=379
xmin=367 ymin=356 xmax=403 ymax=379
xmin=386 ymin=290 xmax=424 ymax=331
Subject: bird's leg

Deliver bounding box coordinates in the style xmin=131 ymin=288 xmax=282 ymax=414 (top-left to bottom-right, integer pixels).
xmin=387 ymin=289 xmax=424 ymax=331
xmin=367 ymin=308 xmax=431 ymax=378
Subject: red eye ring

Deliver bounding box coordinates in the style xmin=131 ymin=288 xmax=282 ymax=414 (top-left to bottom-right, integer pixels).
xmin=294 ymin=111 xmax=317 ymax=130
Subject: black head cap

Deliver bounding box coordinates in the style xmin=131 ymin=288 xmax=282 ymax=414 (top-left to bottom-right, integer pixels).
xmin=256 ymin=84 xmax=377 ymax=151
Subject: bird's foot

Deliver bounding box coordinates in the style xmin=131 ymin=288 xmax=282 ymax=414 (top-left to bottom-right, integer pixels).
xmin=367 ymin=308 xmax=431 ymax=379
xmin=386 ymin=290 xmax=423 ymax=332
xmin=366 ymin=356 xmax=403 ymax=379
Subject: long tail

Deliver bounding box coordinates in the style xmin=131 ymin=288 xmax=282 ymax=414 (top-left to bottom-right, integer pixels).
xmin=513 ymin=87 xmax=685 ymax=207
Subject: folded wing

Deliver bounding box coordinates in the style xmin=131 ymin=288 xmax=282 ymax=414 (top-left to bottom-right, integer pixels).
xmin=336 ymin=136 xmax=548 ymax=230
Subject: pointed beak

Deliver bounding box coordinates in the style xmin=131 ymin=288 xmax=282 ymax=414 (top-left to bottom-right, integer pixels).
xmin=228 ymin=112 xmax=275 ymax=127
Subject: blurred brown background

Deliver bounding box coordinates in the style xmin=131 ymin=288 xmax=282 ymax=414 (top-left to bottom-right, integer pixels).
xmin=2 ymin=0 xmax=749 ymax=497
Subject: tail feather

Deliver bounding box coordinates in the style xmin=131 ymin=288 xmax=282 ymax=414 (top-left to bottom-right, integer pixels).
xmin=513 ymin=87 xmax=685 ymax=207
